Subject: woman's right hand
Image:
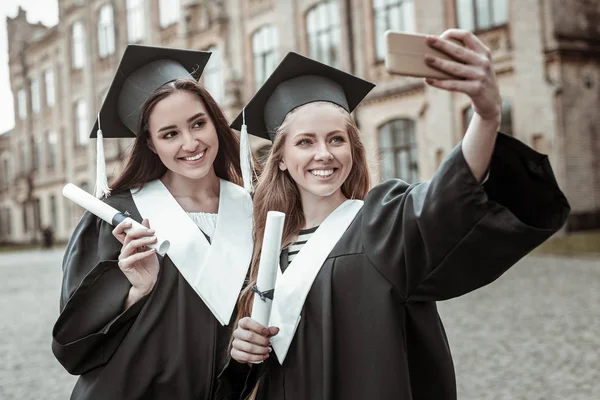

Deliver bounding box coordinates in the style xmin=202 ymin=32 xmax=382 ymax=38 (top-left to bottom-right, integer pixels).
xmin=231 ymin=317 xmax=280 ymax=364
xmin=112 ymin=218 xmax=160 ymax=308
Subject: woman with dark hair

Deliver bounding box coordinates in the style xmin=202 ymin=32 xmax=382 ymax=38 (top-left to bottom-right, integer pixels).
xmin=225 ymin=30 xmax=570 ymax=400
xmin=52 ymin=45 xmax=254 ymax=399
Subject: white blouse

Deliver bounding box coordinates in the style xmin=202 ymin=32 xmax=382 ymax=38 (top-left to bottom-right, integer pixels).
xmin=186 ymin=212 xmax=218 ymax=241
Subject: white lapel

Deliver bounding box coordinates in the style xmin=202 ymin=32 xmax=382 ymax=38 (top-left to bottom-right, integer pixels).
xmin=131 ymin=179 xmax=253 ymax=325
xmin=269 ymin=200 xmax=364 ymax=364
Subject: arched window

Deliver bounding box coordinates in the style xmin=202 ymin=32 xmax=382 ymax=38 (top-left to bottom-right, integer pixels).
xmin=378 ymin=119 xmax=418 ymax=182
xmin=98 ymin=4 xmax=116 ymax=58
xmin=72 ymin=21 xmax=86 ymax=69
xmin=373 ymin=0 xmax=415 ymax=60
xmin=252 ymin=25 xmax=279 ymax=87
xmin=306 ymin=1 xmax=341 ymax=67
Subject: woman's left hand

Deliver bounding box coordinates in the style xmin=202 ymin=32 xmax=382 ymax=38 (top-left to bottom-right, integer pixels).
xmin=424 ymin=29 xmax=501 ymax=123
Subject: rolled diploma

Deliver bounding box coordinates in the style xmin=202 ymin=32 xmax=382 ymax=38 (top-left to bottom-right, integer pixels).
xmin=62 ymin=183 xmax=170 ymax=255
xmin=251 ymin=211 xmax=286 ymax=327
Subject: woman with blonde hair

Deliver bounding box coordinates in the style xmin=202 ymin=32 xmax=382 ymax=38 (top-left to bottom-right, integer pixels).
xmin=223 ymin=30 xmax=570 ymax=400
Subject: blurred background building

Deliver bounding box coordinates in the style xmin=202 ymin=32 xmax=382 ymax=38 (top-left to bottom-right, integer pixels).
xmin=0 ymin=0 xmax=598 ymax=244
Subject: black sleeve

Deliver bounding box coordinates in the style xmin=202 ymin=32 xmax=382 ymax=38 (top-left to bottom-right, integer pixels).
xmin=362 ymin=133 xmax=570 ymax=302
xmin=51 ymin=210 xmax=147 ymax=375
xmin=215 ymin=357 xmax=269 ymax=400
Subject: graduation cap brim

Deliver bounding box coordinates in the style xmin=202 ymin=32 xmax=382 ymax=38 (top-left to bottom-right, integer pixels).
xmin=91 ymin=45 xmax=211 ymax=139
xmin=230 ymin=52 xmax=375 ymax=141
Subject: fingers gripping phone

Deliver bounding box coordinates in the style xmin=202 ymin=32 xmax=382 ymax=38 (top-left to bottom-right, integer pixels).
xmin=384 ymin=31 xmax=461 ymax=79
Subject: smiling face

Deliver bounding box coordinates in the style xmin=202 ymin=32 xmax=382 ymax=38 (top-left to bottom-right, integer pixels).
xmin=147 ymin=90 xmax=219 ymax=182
xmin=278 ymin=102 xmax=353 ymax=202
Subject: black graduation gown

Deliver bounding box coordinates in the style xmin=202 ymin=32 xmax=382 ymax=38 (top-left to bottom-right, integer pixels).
xmin=226 ymin=134 xmax=570 ymax=400
xmin=52 ymin=192 xmax=242 ymax=400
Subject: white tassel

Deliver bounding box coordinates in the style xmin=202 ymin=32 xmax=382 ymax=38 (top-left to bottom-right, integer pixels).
xmin=94 ymin=114 xmax=111 ymax=198
xmin=240 ymin=109 xmax=255 ymax=194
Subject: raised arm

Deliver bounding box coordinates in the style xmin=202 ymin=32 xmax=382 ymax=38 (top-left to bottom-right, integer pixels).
xmin=425 ymin=28 xmax=503 ymax=182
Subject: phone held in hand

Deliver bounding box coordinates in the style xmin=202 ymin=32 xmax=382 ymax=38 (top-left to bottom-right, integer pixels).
xmin=384 ymin=30 xmax=460 ymax=79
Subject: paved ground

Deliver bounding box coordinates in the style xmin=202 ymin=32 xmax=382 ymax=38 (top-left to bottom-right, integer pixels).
xmin=0 ymin=249 xmax=598 ymax=399
xmin=0 ymin=249 xmax=77 ymax=399
xmin=438 ymin=255 xmax=600 ymax=400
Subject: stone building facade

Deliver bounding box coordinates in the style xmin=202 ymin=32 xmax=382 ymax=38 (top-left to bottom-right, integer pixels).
xmin=0 ymin=0 xmax=598 ymax=244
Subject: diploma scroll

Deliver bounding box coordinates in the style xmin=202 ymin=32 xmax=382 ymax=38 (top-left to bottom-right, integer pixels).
xmin=251 ymin=211 xmax=286 ymax=327
xmin=62 ymin=183 xmax=170 ymax=255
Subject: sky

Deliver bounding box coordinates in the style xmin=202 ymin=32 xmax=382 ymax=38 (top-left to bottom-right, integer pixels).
xmin=0 ymin=0 xmax=59 ymax=134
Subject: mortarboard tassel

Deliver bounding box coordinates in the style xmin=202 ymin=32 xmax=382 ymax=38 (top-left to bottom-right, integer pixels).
xmin=94 ymin=114 xmax=111 ymax=199
xmin=240 ymin=108 xmax=255 ymax=194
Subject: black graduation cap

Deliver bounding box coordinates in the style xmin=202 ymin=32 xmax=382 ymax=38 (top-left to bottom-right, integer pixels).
xmin=89 ymin=44 xmax=211 ymax=198
xmin=90 ymin=44 xmax=211 ymax=139
xmin=230 ymin=52 xmax=375 ymax=142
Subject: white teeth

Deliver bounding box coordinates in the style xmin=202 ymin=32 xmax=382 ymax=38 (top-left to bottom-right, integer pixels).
xmin=183 ymin=150 xmax=205 ymax=161
xmin=310 ymin=169 xmax=334 ymax=177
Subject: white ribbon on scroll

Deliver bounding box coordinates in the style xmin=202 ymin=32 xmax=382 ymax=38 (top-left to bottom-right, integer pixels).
xmin=251 ymin=211 xmax=286 ymax=327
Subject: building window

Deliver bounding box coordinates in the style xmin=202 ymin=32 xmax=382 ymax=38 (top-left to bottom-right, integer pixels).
xmin=306 ymin=1 xmax=341 ymax=67
xmin=47 ymin=131 xmax=58 ymax=168
xmin=45 ymin=69 xmax=55 ymax=107
xmin=0 ymin=208 xmax=11 ymax=237
xmin=17 ymin=89 xmax=27 ymax=120
xmin=32 ymin=137 xmax=41 ymax=172
xmin=373 ymin=0 xmax=415 ymax=60
xmin=75 ymin=100 xmax=89 ymax=145
xmin=31 ymin=78 xmax=41 ymax=114
xmin=463 ymin=99 xmax=512 ymax=136
xmin=1 ymin=158 xmax=9 ymax=187
xmin=456 ymin=0 xmax=508 ymax=31
xmin=98 ymin=4 xmax=116 ymax=58
xmin=19 ymin=141 xmax=28 ymax=173
xmin=203 ymin=45 xmax=224 ymax=103
xmin=33 ymin=198 xmax=41 ymax=233
xmin=159 ymin=0 xmax=180 ymax=28
xmin=22 ymin=206 xmax=28 ymax=233
xmin=127 ymin=0 xmax=146 ymax=42
xmin=49 ymin=195 xmax=58 ymax=229
xmin=252 ymin=25 xmax=278 ymax=88
xmin=378 ymin=119 xmax=418 ymax=183
xmin=72 ymin=21 xmax=86 ymax=69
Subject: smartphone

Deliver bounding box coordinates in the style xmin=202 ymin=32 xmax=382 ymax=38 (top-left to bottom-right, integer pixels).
xmin=384 ymin=31 xmax=460 ymax=79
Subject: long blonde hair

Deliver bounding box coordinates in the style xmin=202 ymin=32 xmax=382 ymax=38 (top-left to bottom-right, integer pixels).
xmin=234 ymin=103 xmax=371 ymax=360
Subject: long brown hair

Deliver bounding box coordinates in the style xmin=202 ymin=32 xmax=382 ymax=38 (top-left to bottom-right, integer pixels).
xmin=111 ymin=78 xmax=249 ymax=193
xmin=236 ymin=102 xmax=371 ymax=337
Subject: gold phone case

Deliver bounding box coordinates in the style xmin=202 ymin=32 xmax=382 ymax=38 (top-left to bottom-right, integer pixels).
xmin=384 ymin=31 xmax=459 ymax=79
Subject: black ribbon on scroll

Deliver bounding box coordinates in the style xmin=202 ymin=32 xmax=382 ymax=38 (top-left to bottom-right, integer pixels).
xmin=250 ymin=285 xmax=274 ymax=302
xmin=111 ymin=210 xmax=131 ymax=225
